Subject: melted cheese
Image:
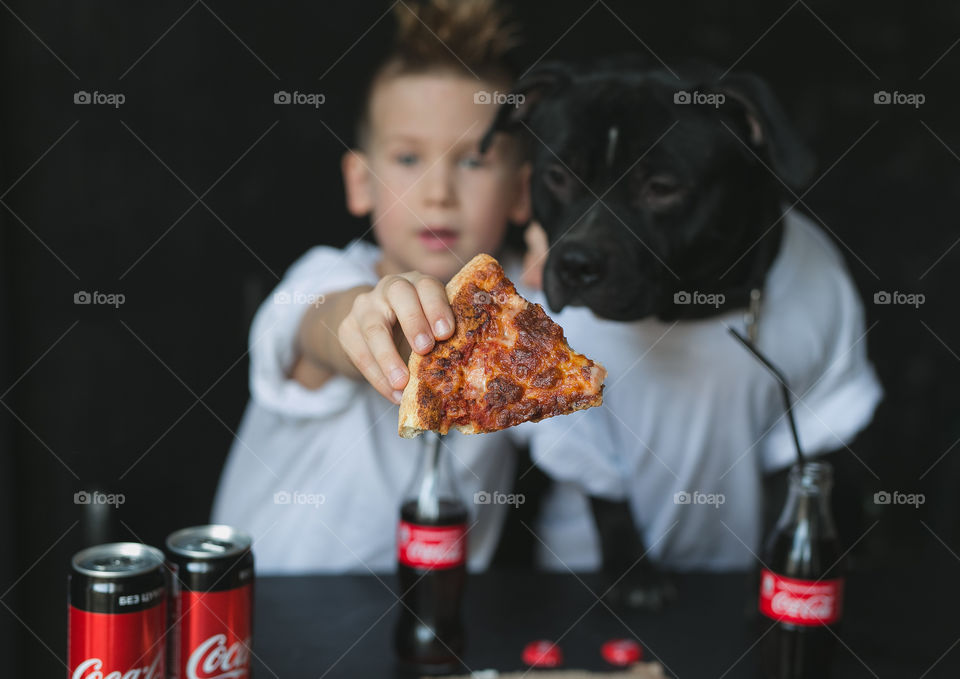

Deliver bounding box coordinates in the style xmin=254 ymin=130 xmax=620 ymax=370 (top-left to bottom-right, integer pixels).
xmin=497 ymin=301 xmax=523 ymax=346
xmin=464 ymin=364 xmax=488 ymax=399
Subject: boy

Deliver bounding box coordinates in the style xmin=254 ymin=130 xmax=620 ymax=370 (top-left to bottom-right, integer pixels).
xmin=213 ymin=0 xmax=530 ymax=573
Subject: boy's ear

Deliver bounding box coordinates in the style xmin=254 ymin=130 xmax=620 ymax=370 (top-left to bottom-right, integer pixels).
xmin=342 ymin=150 xmax=374 ymax=216
xmin=508 ymin=162 xmax=532 ymax=225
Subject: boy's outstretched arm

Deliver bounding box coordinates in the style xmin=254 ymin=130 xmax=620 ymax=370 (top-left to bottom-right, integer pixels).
xmin=292 ymin=273 xmax=456 ymax=404
xmin=291 ymin=284 xmax=371 ymax=390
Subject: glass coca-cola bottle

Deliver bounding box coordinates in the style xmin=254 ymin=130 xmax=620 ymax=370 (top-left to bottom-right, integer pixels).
xmin=759 ymin=461 xmax=845 ymax=678
xmin=394 ymin=434 xmax=468 ymax=676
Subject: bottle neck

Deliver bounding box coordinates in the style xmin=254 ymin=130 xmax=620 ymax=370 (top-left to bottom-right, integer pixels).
xmin=404 ymin=434 xmax=464 ymax=523
xmin=416 ymin=437 xmax=442 ymax=521
xmin=776 ymin=462 xmax=837 ymax=536
xmin=768 ymin=461 xmax=841 ymax=577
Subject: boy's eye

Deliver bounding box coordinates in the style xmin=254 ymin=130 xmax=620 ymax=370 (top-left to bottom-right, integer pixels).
xmin=459 ymin=155 xmax=485 ymax=169
xmin=394 ymin=153 xmax=419 ymax=166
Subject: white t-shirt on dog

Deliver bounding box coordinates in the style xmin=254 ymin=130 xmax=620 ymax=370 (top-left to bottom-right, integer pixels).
xmin=212 ymin=240 xmax=522 ymax=574
xmin=528 ymin=208 xmax=883 ymax=572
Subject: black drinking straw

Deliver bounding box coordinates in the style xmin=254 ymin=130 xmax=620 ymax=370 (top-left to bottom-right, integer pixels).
xmin=727 ymin=327 xmax=805 ymax=466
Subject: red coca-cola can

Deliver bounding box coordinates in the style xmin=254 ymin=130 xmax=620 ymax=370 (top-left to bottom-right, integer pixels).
xmin=68 ymin=542 xmax=168 ymax=679
xmin=166 ymin=524 xmax=254 ymax=679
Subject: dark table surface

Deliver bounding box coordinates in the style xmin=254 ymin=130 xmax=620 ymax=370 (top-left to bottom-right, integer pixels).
xmin=252 ymin=558 xmax=959 ymax=678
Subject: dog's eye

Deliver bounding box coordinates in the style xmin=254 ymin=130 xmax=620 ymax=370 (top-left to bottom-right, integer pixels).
xmin=647 ymin=177 xmax=678 ymax=196
xmin=643 ymin=176 xmax=682 ymax=207
xmin=544 ymin=164 xmax=572 ymax=196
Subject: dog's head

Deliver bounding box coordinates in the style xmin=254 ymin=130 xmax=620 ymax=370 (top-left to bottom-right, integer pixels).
xmin=481 ymin=58 xmax=815 ymax=321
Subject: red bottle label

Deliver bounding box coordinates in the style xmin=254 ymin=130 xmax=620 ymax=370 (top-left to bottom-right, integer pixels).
xmin=68 ymin=603 xmax=166 ymax=679
xmin=759 ymin=569 xmax=844 ymax=626
xmin=397 ymin=521 xmax=467 ymax=569
xmin=173 ymin=584 xmax=253 ymax=679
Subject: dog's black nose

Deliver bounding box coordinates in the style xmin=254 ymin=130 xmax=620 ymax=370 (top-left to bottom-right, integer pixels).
xmin=557 ymin=248 xmax=605 ymax=288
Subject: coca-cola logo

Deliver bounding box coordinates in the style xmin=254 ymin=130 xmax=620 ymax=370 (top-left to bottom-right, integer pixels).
xmin=770 ymin=591 xmax=836 ymax=620
xmin=406 ymin=539 xmax=464 ymax=564
xmin=758 ymin=569 xmax=843 ymax=627
xmin=186 ymin=633 xmax=251 ymax=679
xmin=72 ymin=651 xmax=163 ymax=679
xmin=397 ymin=521 xmax=466 ymax=569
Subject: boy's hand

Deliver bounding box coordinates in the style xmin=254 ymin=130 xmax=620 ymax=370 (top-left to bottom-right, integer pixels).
xmin=338 ymin=272 xmax=455 ymax=404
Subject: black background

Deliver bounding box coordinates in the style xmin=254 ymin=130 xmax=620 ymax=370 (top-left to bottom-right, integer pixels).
xmin=1 ymin=0 xmax=958 ymax=675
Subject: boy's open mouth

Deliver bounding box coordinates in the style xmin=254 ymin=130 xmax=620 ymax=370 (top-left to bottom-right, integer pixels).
xmin=418 ymin=227 xmax=459 ymax=251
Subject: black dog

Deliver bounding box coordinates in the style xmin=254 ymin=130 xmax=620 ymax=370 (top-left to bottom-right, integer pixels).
xmin=481 ymin=57 xmax=815 ymax=609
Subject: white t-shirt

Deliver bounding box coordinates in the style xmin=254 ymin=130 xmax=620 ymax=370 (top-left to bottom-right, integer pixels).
xmin=527 ymin=209 xmax=883 ymax=572
xmin=212 ymin=240 xmax=522 ymax=574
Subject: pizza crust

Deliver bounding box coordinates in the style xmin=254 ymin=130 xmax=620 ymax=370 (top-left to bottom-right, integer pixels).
xmin=398 ymin=254 xmax=497 ymax=438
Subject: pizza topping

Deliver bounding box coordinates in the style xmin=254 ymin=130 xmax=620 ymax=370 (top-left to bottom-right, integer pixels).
xmin=514 ymin=304 xmax=561 ymax=341
xmin=532 ymin=367 xmax=561 ymax=389
xmin=485 ymin=376 xmax=524 ymax=408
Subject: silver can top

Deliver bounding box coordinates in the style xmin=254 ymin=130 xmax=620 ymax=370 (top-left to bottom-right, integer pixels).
xmin=71 ymin=542 xmax=165 ymax=578
xmin=166 ymin=524 xmax=252 ymax=559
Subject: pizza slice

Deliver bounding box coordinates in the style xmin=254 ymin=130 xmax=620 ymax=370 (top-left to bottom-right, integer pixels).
xmin=398 ymin=253 xmax=606 ymax=438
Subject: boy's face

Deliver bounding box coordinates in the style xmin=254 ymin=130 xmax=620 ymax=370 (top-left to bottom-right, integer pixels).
xmin=344 ymin=73 xmax=530 ymax=282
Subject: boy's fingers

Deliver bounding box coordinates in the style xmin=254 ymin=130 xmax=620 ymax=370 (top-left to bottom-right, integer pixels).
xmin=385 ymin=278 xmax=435 ymax=354
xmin=414 ymin=277 xmax=455 ymax=340
xmin=360 ymin=316 xmax=408 ymax=391
xmin=339 ymin=319 xmax=402 ymax=403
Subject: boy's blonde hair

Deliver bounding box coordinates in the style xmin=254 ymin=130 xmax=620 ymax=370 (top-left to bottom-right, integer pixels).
xmin=355 ymin=0 xmax=521 ymax=149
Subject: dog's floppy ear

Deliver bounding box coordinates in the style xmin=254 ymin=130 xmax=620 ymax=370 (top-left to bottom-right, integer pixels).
xmin=715 ymin=72 xmax=816 ymax=191
xmin=479 ymin=63 xmax=572 ymax=153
